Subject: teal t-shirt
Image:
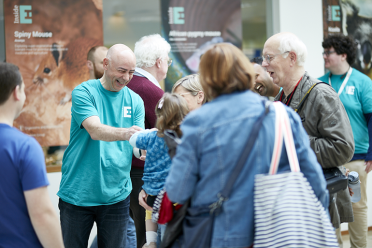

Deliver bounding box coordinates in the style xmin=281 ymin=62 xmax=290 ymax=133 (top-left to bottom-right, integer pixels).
xmin=58 ymin=79 xmax=145 ymax=206
xmin=319 ymin=69 xmax=372 ymax=154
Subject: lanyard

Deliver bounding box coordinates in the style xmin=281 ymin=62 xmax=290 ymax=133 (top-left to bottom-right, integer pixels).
xmin=279 ymin=77 xmax=303 ymax=106
xmin=328 ymin=67 xmax=353 ymax=96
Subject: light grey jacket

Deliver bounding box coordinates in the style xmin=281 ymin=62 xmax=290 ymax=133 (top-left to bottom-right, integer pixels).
xmin=274 ymin=71 xmax=354 ymax=167
xmin=274 ymin=71 xmax=355 ymax=227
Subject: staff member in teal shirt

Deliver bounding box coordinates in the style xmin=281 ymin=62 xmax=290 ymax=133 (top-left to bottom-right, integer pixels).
xmin=319 ymin=34 xmax=372 ymax=248
xmin=58 ymin=44 xmax=145 ymax=248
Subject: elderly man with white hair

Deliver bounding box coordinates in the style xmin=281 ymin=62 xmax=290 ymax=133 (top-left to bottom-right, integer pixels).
xmin=263 ymin=32 xmax=355 ymax=233
xmin=126 ymin=34 xmax=171 ymax=248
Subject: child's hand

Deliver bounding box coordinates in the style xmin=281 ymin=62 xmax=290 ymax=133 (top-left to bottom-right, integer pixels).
xmin=140 ymin=150 xmax=147 ymax=161
xmin=139 ymin=189 xmax=153 ymax=211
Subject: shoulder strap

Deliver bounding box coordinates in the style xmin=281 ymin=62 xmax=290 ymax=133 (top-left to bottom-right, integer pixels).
xmin=295 ymin=82 xmax=328 ymax=113
xmin=219 ymin=100 xmax=270 ymax=200
xmin=269 ymin=102 xmax=300 ymax=175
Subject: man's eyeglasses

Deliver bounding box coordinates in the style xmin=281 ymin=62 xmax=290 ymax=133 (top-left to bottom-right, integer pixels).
xmin=159 ymin=58 xmax=172 ymax=67
xmin=322 ymin=50 xmax=336 ymax=57
xmin=166 ymin=59 xmax=172 ymax=67
xmin=262 ymin=51 xmax=289 ymax=64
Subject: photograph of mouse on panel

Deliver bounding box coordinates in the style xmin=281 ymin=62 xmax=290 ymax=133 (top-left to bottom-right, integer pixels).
xmin=3 ymin=0 xmax=103 ymax=147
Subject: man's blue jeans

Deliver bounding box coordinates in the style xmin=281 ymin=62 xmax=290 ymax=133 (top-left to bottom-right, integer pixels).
xmin=59 ymin=196 xmax=130 ymax=248
xmin=90 ymin=216 xmax=136 ymax=248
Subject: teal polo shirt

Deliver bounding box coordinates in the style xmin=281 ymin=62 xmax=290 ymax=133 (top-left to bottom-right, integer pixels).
xmin=58 ymin=79 xmax=145 ymax=206
xmin=319 ymin=69 xmax=372 ymax=155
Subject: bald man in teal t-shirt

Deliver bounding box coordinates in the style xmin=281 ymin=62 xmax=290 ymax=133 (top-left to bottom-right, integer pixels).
xmin=58 ymin=44 xmax=145 ymax=247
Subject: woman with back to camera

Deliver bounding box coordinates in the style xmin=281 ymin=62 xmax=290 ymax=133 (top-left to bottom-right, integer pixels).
xmin=164 ymin=43 xmax=330 ymax=248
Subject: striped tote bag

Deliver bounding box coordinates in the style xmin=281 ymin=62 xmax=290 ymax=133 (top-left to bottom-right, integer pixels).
xmin=254 ymin=102 xmax=338 ymax=248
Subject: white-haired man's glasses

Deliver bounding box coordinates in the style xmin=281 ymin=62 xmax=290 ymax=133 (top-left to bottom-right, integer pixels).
xmin=167 ymin=59 xmax=172 ymax=67
xmin=159 ymin=58 xmax=172 ymax=67
xmin=262 ymin=51 xmax=289 ymax=64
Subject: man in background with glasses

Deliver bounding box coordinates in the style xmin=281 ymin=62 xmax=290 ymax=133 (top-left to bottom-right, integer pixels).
xmin=126 ymin=34 xmax=171 ymax=248
xmin=263 ymin=32 xmax=354 ymax=236
xmin=319 ymin=34 xmax=372 ymax=248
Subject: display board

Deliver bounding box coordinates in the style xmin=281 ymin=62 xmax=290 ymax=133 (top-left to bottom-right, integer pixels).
xmin=323 ymin=0 xmax=372 ymax=78
xmin=4 ymin=0 xmax=103 ymax=147
xmin=160 ymin=0 xmax=242 ymax=91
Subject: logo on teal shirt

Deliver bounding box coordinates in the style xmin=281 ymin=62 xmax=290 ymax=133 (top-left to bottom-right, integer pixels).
xmin=346 ymin=86 xmax=355 ymax=95
xmin=123 ymin=107 xmax=131 ymax=118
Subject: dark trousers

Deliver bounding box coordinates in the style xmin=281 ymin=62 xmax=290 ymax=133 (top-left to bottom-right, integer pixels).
xmin=130 ymin=167 xmax=146 ymax=248
xmin=59 ymin=197 xmax=130 ymax=248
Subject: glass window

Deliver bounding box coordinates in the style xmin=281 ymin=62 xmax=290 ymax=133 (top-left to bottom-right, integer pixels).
xmin=103 ymin=0 xmax=161 ymax=49
xmin=241 ymin=0 xmax=267 ymax=60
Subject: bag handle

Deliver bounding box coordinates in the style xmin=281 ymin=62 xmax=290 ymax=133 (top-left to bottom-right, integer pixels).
xmin=217 ymin=100 xmax=270 ymax=202
xmin=269 ymin=102 xmax=300 ymax=175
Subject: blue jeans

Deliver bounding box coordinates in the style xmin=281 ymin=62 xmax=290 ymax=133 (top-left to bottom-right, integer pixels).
xmin=90 ymin=216 xmax=136 ymax=248
xmin=59 ymin=197 xmax=130 ymax=248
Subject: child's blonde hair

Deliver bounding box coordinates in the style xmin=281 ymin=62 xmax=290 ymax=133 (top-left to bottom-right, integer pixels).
xmin=155 ymin=93 xmax=189 ymax=138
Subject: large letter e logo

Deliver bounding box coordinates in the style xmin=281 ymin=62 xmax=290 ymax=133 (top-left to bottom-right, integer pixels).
xmin=173 ymin=7 xmax=185 ymax=24
xmin=123 ymin=107 xmax=132 ymax=118
xmin=20 ymin=5 xmax=32 ymax=24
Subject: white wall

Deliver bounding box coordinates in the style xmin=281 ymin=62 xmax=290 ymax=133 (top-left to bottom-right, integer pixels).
xmin=275 ymin=0 xmax=325 ymax=78
xmin=275 ymin=0 xmax=372 ymax=231
xmin=47 ymin=172 xmax=97 ymax=247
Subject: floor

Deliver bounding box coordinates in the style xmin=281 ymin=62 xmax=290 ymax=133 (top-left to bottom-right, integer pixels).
xmin=341 ymin=230 xmax=372 ymax=248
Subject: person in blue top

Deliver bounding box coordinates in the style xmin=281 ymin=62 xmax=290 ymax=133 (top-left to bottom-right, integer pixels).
xmin=57 ymin=44 xmax=145 ymax=248
xmin=130 ymin=93 xmax=189 ymax=247
xmin=319 ymin=34 xmax=372 ymax=248
xmin=0 ymin=62 xmax=64 ymax=248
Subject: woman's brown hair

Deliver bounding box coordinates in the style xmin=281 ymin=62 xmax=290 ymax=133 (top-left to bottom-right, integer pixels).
xmin=155 ymin=93 xmax=189 ymax=138
xmin=198 ymin=43 xmax=254 ymax=100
